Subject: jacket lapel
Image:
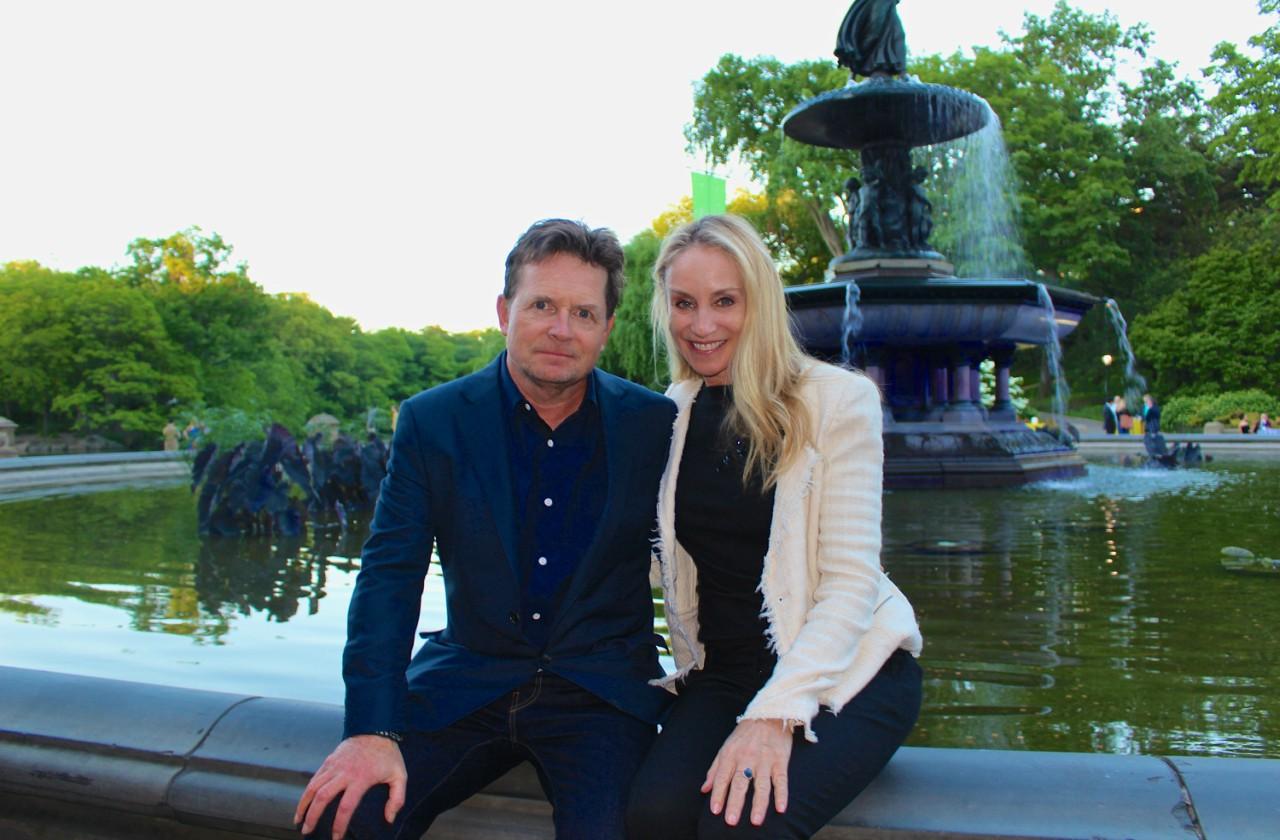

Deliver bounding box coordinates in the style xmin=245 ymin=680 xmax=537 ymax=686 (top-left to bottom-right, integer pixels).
xmin=656 ymin=379 xmax=699 ymax=566
xmin=457 ymin=357 xmax=519 ymax=577
xmin=552 ymin=372 xmax=635 ymax=617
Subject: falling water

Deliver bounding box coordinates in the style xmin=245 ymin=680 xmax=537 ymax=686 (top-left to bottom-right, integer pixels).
xmin=1036 ymin=283 xmax=1071 ymax=433
xmin=1103 ymin=299 xmax=1148 ymax=403
xmin=922 ymin=99 xmax=1028 ymax=279
xmin=841 ymin=280 xmax=863 ymax=367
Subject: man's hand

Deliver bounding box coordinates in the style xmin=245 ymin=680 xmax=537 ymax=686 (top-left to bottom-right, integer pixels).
xmin=294 ymin=734 xmax=407 ymax=840
xmin=701 ymin=718 xmax=793 ymax=827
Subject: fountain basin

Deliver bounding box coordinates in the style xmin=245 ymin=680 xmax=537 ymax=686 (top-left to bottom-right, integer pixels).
xmin=783 ymin=77 xmax=990 ymax=149
xmin=786 ymin=278 xmax=1097 ymax=351
xmin=786 ymin=278 xmax=1099 ymax=488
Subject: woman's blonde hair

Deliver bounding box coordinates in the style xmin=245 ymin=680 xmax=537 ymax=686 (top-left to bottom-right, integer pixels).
xmin=652 ymin=214 xmax=811 ymax=489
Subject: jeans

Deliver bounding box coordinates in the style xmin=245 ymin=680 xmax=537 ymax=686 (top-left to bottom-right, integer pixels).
xmin=626 ymin=645 xmax=922 ymax=840
xmin=306 ymin=672 xmax=655 ymax=840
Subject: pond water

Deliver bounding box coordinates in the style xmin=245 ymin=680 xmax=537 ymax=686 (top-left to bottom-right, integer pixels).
xmin=2 ymin=460 xmax=1278 ymax=758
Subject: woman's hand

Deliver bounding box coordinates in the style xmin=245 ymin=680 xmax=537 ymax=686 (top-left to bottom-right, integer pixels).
xmin=701 ymin=717 xmax=793 ymax=827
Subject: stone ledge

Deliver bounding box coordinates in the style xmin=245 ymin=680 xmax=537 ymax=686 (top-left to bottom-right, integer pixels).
xmin=2 ymin=666 xmax=1278 ymax=839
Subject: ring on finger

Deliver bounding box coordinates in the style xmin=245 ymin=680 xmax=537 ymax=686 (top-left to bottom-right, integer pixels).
xmin=743 ymin=767 xmax=753 ymax=780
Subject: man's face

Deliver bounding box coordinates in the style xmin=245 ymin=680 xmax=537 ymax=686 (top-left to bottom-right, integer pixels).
xmin=497 ymin=252 xmax=614 ymax=395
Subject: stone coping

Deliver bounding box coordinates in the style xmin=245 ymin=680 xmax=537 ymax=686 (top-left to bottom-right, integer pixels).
xmin=0 ymin=450 xmax=189 ymax=471
xmin=2 ymin=666 xmax=1278 ymax=839
xmin=1079 ymin=433 xmax=1280 ymax=444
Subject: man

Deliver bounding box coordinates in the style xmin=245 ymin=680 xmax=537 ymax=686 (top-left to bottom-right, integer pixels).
xmin=1141 ymin=394 xmax=1161 ymax=436
xmin=295 ymin=219 xmax=676 ymax=840
xmin=1102 ymin=396 xmax=1119 ymax=435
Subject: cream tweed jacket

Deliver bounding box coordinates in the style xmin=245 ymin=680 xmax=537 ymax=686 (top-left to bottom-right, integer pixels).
xmin=653 ymin=360 xmax=923 ymax=742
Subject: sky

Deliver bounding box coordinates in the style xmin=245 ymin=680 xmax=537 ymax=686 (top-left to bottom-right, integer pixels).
xmin=1 ymin=1 xmax=1270 ymax=333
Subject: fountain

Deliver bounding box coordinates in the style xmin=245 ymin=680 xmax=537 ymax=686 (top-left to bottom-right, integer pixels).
xmin=782 ymin=0 xmax=1097 ymax=488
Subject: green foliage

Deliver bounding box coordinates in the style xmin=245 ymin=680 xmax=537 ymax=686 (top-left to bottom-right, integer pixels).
xmin=686 ymin=55 xmax=853 ymax=258
xmin=979 ymin=359 xmax=1030 ymax=418
xmin=180 ymin=406 xmax=272 ymax=449
xmin=598 ymin=230 xmax=666 ymax=389
xmin=913 ymin=2 xmax=1151 ymax=294
xmin=681 ymin=2 xmax=1280 ymax=415
xmin=1129 ymin=215 xmax=1280 ymax=396
xmin=1161 ymin=390 xmax=1280 ymax=432
xmin=0 ymin=262 xmax=196 ymax=444
xmin=0 ymin=228 xmax=506 ymax=448
xmin=1209 ymin=0 xmax=1280 ymax=210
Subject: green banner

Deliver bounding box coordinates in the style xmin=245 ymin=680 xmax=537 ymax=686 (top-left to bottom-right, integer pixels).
xmin=691 ymin=171 xmax=726 ymax=219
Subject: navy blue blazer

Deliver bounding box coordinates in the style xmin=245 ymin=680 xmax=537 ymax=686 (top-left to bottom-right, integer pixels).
xmin=341 ymin=356 xmax=677 ymax=738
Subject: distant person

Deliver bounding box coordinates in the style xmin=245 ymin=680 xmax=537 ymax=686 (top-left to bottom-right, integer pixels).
xmin=1141 ymin=394 xmax=1161 ymax=436
xmin=1103 ymin=396 xmax=1119 ymax=434
xmin=162 ymin=421 xmax=180 ymax=452
xmin=183 ymin=420 xmax=205 ymax=450
xmin=1238 ymin=417 xmax=1251 ymax=434
xmin=1116 ymin=396 xmax=1133 ymax=435
xmin=294 ymin=219 xmax=677 ymax=840
xmin=1255 ymin=413 xmax=1276 ymax=435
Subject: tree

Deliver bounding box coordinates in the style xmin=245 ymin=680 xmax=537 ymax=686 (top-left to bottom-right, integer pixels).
xmin=686 ymin=55 xmax=852 ymax=258
xmin=913 ymin=2 xmax=1151 ymax=295
xmin=1209 ymin=0 xmax=1280 ymax=210
xmin=0 ymin=262 xmax=78 ymax=433
xmin=1129 ymin=216 xmax=1280 ymax=396
xmin=51 ymin=273 xmax=196 ymax=441
xmin=599 ymin=230 xmax=665 ymax=388
xmin=1114 ymin=60 xmax=1219 ymax=306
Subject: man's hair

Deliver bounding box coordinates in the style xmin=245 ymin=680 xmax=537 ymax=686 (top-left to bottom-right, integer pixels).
xmin=503 ymin=219 xmax=625 ymax=317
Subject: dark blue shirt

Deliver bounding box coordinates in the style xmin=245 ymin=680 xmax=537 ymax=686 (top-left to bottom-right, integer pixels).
xmin=498 ymin=353 xmax=608 ymax=650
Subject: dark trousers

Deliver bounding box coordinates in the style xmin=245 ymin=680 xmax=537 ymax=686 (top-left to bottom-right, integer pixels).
xmin=307 ymin=672 xmax=655 ymax=840
xmin=626 ymin=645 xmax=922 ymax=840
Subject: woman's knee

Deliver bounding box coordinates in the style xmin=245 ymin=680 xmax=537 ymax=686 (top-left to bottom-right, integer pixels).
xmin=695 ymin=808 xmax=806 ymax=840
xmin=625 ymin=792 xmax=681 ymax=839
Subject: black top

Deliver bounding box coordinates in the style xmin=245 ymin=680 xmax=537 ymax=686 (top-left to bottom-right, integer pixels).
xmin=674 ymin=385 xmax=776 ymax=645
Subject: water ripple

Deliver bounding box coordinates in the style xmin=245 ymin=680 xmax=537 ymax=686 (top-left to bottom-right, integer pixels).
xmin=1026 ymin=464 xmax=1233 ymax=501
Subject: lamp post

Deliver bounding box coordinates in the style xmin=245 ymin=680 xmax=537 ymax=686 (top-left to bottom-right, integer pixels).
xmin=1101 ymin=354 xmax=1114 ymax=398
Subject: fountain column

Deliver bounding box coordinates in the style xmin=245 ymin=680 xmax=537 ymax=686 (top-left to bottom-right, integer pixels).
xmin=927 ymin=352 xmax=950 ymax=421
xmin=989 ymin=345 xmax=1017 ymax=422
xmin=944 ymin=344 xmax=985 ymax=422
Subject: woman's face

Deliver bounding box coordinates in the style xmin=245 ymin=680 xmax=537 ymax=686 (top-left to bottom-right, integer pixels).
xmin=665 ymin=244 xmax=747 ymax=386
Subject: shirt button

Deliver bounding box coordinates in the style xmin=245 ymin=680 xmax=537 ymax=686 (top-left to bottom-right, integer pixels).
xmin=537 ymin=556 xmax=548 ymax=566
xmin=546 ymin=439 xmax=555 ymax=448
xmin=532 ymin=612 xmax=542 ymax=621
xmin=523 ymin=403 xmax=532 ymax=412
xmin=543 ymin=497 xmax=553 ymax=507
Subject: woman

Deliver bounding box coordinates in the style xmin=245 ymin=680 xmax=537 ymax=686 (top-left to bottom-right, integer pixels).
xmin=626 ymin=215 xmax=923 ymax=839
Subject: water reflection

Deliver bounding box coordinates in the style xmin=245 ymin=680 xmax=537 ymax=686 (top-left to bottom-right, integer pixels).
xmin=1 ymin=463 xmax=1278 ymax=758
xmin=194 ymin=529 xmax=363 ymax=628
xmin=885 ymin=463 xmax=1279 ymax=757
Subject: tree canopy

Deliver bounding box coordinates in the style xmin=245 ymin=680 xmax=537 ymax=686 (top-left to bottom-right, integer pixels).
xmin=680 ymin=0 xmax=1280 ymax=419
xmin=0 ymin=229 xmax=503 ymax=446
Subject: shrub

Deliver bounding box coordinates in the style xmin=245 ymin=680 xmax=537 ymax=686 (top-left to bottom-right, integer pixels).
xmin=1161 ymin=390 xmax=1280 ymax=431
